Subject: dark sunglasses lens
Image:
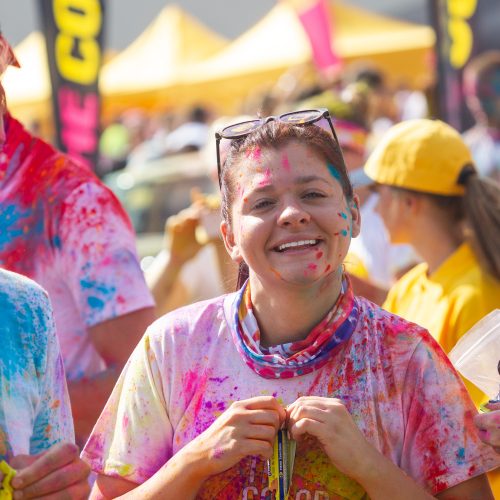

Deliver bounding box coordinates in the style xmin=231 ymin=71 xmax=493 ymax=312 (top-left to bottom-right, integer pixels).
xmin=280 ymin=110 xmax=322 ymax=124
xmin=222 ymin=120 xmax=262 ymax=138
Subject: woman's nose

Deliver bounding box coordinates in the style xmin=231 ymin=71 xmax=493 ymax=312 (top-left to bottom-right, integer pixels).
xmin=277 ymin=201 xmax=311 ymax=226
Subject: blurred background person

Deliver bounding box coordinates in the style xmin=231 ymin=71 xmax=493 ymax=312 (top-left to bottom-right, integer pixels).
xmin=0 ymin=33 xmax=156 ymax=446
xmin=463 ymin=50 xmax=500 ymax=182
xmin=145 ymin=116 xmax=242 ymax=315
xmin=0 ymin=268 xmax=90 ymax=499
xmin=364 ymin=118 xmax=500 ymax=493
xmin=364 ymin=118 xmax=500 ymax=406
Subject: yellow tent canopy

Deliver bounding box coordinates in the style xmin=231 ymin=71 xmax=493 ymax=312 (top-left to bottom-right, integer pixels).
xmin=168 ymin=1 xmax=435 ymax=114
xmin=100 ymin=4 xmax=228 ymax=118
xmin=4 ymin=2 xmax=436 ymax=125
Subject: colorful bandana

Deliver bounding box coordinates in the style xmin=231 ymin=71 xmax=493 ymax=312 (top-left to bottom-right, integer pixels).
xmin=231 ymin=277 xmax=359 ymax=379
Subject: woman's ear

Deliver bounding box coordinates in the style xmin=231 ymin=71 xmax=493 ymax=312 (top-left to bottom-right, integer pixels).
xmin=220 ymin=220 xmax=243 ymax=263
xmin=349 ymin=194 xmax=361 ymax=238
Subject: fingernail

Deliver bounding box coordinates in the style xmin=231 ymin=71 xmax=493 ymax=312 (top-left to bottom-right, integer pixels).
xmin=11 ymin=477 xmax=22 ymax=488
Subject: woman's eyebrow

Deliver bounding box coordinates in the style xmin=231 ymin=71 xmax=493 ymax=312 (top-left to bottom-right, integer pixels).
xmin=294 ymin=175 xmax=331 ymax=186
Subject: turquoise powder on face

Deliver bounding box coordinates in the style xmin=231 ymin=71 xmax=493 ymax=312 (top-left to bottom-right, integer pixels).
xmin=327 ymin=163 xmax=341 ymax=180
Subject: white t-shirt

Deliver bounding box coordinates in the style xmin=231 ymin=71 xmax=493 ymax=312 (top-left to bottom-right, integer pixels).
xmin=82 ymin=287 xmax=499 ymax=497
xmin=0 ymin=269 xmax=74 ymax=459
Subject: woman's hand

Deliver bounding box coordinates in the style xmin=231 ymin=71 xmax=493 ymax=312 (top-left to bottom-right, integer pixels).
xmin=286 ymin=396 xmax=378 ymax=481
xmin=182 ymin=396 xmax=286 ymax=479
xmin=474 ymin=402 xmax=500 ymax=454
xmin=9 ymin=442 xmax=90 ymax=499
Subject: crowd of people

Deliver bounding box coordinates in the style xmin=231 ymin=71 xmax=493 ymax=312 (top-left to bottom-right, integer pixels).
xmin=1 ymin=26 xmax=500 ymax=500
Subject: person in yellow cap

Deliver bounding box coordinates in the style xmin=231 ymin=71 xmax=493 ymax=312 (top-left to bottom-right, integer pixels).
xmin=364 ymin=117 xmax=500 ymax=494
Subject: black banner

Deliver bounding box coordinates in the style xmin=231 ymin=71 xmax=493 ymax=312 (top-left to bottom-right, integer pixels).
xmin=39 ymin=0 xmax=105 ymax=170
xmin=430 ymin=0 xmax=500 ymax=131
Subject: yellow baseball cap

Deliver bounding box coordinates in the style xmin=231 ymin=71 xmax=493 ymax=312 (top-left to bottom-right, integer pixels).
xmin=364 ymin=119 xmax=475 ymax=196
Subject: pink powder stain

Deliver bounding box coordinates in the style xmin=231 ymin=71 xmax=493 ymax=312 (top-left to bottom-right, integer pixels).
xmin=281 ymin=152 xmax=291 ymax=172
xmin=307 ymin=263 xmax=318 ymax=271
xmin=324 ymin=264 xmax=332 ymax=273
xmin=316 ymin=251 xmax=323 ymax=259
xmin=258 ymin=168 xmax=272 ymax=188
xmin=246 ymin=146 xmax=262 ymax=162
xmin=122 ymin=414 xmax=129 ymax=431
xmin=213 ymin=447 xmax=225 ymax=459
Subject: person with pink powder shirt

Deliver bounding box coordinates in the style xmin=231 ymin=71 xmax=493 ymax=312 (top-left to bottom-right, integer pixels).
xmin=0 ymin=33 xmax=156 ymax=447
xmin=83 ymin=110 xmax=498 ymax=498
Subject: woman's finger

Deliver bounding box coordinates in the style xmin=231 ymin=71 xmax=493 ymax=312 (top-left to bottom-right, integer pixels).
xmin=12 ymin=443 xmax=79 ymax=490
xmin=13 ymin=459 xmax=90 ymax=499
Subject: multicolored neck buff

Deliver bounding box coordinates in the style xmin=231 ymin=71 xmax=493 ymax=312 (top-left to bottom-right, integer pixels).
xmin=231 ymin=277 xmax=359 ymax=379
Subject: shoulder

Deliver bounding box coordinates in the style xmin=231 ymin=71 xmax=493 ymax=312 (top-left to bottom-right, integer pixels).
xmin=355 ymin=296 xmax=431 ymax=348
xmin=59 ymin=180 xmax=132 ymax=231
xmin=146 ymin=294 xmax=231 ymax=349
xmin=393 ymin=262 xmax=427 ymax=288
xmin=0 ymin=269 xmax=54 ymax=363
xmin=0 ymin=269 xmax=51 ymax=313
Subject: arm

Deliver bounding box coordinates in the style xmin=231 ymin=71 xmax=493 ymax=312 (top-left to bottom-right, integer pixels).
xmin=69 ymin=306 xmax=155 ymax=445
xmin=89 ymin=397 xmax=286 ymax=499
xmin=147 ymin=208 xmax=203 ymax=313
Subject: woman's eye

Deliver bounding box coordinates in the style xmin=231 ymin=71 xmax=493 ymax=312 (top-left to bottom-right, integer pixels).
xmin=253 ymin=199 xmax=274 ymax=210
xmin=303 ymin=191 xmax=326 ymax=199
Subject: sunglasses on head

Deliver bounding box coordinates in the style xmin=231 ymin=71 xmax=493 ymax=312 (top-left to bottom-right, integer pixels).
xmin=215 ymin=108 xmax=343 ymax=187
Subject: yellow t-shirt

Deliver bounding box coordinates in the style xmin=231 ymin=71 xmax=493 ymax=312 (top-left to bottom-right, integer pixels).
xmin=383 ymin=242 xmax=500 ymax=407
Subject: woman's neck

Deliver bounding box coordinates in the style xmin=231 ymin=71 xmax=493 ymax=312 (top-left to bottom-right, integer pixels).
xmin=411 ymin=217 xmax=463 ymax=276
xmin=249 ymin=272 xmax=343 ymax=347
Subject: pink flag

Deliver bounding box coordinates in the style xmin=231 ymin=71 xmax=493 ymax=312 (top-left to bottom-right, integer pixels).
xmin=285 ymin=0 xmax=341 ymax=73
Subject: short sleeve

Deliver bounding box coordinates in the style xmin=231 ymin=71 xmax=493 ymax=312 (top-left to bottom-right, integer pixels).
xmin=31 ymin=294 xmax=74 ymax=453
xmin=58 ymin=182 xmax=154 ymax=327
xmin=81 ymin=330 xmax=173 ymax=484
xmin=400 ymin=335 xmax=500 ymax=494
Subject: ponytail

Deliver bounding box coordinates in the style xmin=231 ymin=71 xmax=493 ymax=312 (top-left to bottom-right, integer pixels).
xmin=461 ymin=174 xmax=500 ymax=280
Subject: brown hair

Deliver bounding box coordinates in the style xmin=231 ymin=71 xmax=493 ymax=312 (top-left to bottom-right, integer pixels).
xmin=219 ymin=120 xmax=353 ymax=287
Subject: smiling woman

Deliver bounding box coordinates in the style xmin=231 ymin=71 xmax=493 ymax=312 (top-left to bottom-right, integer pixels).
xmin=82 ymin=112 xmax=499 ymax=499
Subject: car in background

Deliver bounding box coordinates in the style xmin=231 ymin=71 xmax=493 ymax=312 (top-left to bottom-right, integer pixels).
xmin=103 ymin=152 xmax=216 ymax=266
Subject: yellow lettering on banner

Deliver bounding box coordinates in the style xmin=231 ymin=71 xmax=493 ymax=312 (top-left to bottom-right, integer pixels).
xmin=446 ymin=0 xmax=477 ymax=69
xmin=55 ymin=34 xmax=99 ymax=84
xmin=53 ymin=0 xmax=102 ymax=84
xmin=54 ymin=0 xmax=101 ymax=38
xmin=447 ymin=0 xmax=477 ymax=19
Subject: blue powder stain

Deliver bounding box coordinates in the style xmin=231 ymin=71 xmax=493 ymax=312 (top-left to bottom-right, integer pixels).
xmin=0 ymin=204 xmax=31 ymax=251
xmin=52 ymin=235 xmax=62 ymax=249
xmin=327 ymin=162 xmax=341 ymax=180
xmin=340 ymin=212 xmax=347 ymax=219
xmin=88 ymin=296 xmax=105 ymax=310
xmin=456 ymin=447 xmax=466 ymax=465
xmin=341 ymin=229 xmax=348 ymax=237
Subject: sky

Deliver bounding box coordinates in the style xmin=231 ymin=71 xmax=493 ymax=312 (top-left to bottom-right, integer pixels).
xmin=0 ymin=0 xmax=428 ymax=49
